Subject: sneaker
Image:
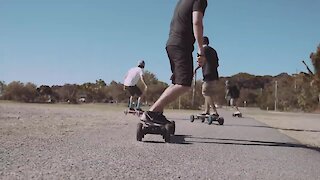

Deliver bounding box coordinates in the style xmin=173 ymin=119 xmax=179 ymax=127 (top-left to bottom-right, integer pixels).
xmin=129 ymin=107 xmax=135 ymax=111
xmin=140 ymin=111 xmax=171 ymax=125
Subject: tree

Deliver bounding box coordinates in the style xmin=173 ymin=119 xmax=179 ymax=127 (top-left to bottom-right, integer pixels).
xmin=0 ymin=81 xmax=6 ymax=97
xmin=23 ymin=83 xmax=38 ymax=102
xmin=310 ymin=44 xmax=320 ymax=105
xmin=36 ymin=85 xmax=54 ymax=103
xmin=138 ymin=71 xmax=168 ymax=104
xmin=53 ymin=84 xmax=78 ymax=103
xmin=107 ymin=81 xmax=127 ymax=103
xmin=2 ymin=81 xmax=38 ymax=102
xmin=96 ymin=79 xmax=107 ymax=88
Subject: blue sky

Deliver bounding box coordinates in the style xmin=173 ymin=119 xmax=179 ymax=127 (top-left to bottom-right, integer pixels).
xmin=1 ymin=0 xmax=319 ymax=86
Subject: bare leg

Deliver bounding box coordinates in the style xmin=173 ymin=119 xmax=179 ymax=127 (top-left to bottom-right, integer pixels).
xmin=203 ymin=96 xmax=210 ymax=114
xmin=232 ymin=99 xmax=240 ymax=113
xmin=129 ymin=96 xmax=133 ymax=109
xmin=204 ymin=96 xmax=218 ymax=115
xmin=136 ymin=97 xmax=141 ymax=109
xmin=149 ymin=84 xmax=190 ymax=112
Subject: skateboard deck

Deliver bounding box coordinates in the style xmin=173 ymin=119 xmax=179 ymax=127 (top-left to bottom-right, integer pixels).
xmin=124 ymin=109 xmax=144 ymax=117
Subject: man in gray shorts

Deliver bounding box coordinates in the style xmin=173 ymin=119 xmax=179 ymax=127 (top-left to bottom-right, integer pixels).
xmin=200 ymin=36 xmax=219 ymax=116
xmin=141 ymin=0 xmax=208 ymax=124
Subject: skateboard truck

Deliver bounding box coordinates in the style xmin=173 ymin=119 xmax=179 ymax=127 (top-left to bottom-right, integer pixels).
xmin=190 ymin=114 xmax=224 ymax=125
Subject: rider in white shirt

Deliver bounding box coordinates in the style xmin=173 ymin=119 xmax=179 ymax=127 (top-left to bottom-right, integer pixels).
xmin=123 ymin=60 xmax=147 ymax=110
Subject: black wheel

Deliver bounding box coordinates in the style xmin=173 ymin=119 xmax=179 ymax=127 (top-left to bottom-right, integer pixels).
xmin=164 ymin=132 xmax=170 ymax=142
xmin=164 ymin=124 xmax=171 ymax=143
xmin=201 ymin=117 xmax=205 ymax=123
xmin=136 ymin=123 xmax=143 ymax=141
xmin=167 ymin=121 xmax=175 ymax=135
xmin=218 ymin=117 xmax=224 ymax=125
xmin=190 ymin=115 xmax=195 ymax=122
xmin=208 ymin=116 xmax=213 ymax=125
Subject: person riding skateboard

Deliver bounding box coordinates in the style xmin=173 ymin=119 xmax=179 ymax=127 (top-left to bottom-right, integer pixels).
xmin=140 ymin=0 xmax=208 ymax=124
xmin=225 ymin=80 xmax=241 ymax=115
xmin=123 ymin=60 xmax=148 ymax=111
xmin=200 ymin=36 xmax=220 ymax=117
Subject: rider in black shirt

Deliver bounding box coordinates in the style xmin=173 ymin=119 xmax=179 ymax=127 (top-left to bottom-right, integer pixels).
xmin=200 ymin=36 xmax=220 ymax=116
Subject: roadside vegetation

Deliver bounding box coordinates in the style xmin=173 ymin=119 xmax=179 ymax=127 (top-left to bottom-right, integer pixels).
xmin=1 ymin=44 xmax=319 ymax=112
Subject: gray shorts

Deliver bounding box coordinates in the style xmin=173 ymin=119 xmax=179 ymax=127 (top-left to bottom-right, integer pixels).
xmin=202 ymin=81 xmax=215 ymax=96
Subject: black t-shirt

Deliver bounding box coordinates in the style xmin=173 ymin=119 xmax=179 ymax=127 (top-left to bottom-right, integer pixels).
xmin=166 ymin=0 xmax=207 ymax=51
xmin=202 ymin=45 xmax=219 ymax=81
xmin=226 ymin=85 xmax=240 ymax=99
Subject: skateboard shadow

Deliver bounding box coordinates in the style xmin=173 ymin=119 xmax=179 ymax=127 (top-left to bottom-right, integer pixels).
xmin=141 ymin=135 xmax=192 ymax=144
xmin=170 ymin=135 xmax=193 ymax=144
xmin=186 ymin=136 xmax=320 ymax=152
xmin=224 ymin=124 xmax=320 ymax=133
xmin=143 ymin=141 xmax=166 ymax=144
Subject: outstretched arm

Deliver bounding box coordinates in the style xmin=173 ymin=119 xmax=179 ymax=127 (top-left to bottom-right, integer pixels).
xmin=140 ymin=75 xmax=148 ymax=91
xmin=193 ymin=11 xmax=206 ymax=67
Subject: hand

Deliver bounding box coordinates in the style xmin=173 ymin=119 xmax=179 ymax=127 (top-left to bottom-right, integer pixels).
xmin=197 ymin=55 xmax=206 ymax=67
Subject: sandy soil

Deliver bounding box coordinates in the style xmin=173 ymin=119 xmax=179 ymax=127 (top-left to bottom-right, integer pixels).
xmin=240 ymin=107 xmax=320 ymax=148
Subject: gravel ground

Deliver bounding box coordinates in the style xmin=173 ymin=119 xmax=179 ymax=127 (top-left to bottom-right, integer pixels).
xmin=1 ymin=102 xmax=320 ymax=179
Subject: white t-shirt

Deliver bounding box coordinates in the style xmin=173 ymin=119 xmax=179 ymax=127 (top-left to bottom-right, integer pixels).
xmin=124 ymin=67 xmax=144 ymax=86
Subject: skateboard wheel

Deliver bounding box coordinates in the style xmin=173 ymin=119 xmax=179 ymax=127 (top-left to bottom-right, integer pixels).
xmin=164 ymin=133 xmax=170 ymax=143
xmin=208 ymin=116 xmax=213 ymax=125
xmin=218 ymin=117 xmax=224 ymax=125
xmin=164 ymin=124 xmax=171 ymax=143
xmin=201 ymin=117 xmax=205 ymax=123
xmin=190 ymin=115 xmax=195 ymax=122
xmin=169 ymin=121 xmax=175 ymax=135
xmin=136 ymin=123 xmax=143 ymax=141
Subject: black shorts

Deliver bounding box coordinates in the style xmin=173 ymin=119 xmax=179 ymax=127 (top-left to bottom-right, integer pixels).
xmin=166 ymin=45 xmax=193 ymax=87
xmin=126 ymin=85 xmax=142 ymax=96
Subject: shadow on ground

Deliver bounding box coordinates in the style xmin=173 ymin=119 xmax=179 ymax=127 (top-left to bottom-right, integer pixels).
xmin=169 ymin=135 xmax=320 ymax=153
xmin=225 ymin=124 xmax=320 ymax=133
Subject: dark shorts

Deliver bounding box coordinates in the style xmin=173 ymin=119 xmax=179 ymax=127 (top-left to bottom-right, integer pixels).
xmin=126 ymin=85 xmax=142 ymax=96
xmin=166 ymin=46 xmax=193 ymax=87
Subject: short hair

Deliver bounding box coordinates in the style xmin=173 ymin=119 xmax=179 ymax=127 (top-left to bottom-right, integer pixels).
xmin=203 ymin=36 xmax=209 ymax=45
